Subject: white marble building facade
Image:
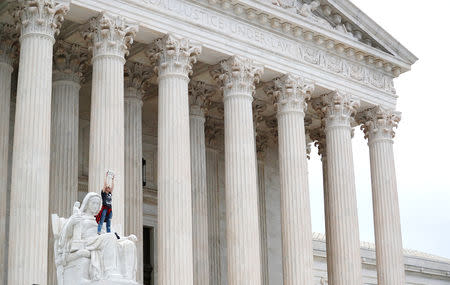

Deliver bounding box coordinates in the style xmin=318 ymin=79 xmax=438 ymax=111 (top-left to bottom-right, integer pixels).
xmin=0 ymin=0 xmax=449 ymax=285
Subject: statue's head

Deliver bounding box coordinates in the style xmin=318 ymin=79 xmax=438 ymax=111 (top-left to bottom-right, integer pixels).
xmin=80 ymin=192 xmax=102 ymax=215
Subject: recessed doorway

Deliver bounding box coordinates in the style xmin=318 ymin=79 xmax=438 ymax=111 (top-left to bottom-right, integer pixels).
xmin=143 ymin=226 xmax=155 ymax=285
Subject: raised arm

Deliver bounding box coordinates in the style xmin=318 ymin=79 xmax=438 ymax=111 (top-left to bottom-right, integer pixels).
xmin=111 ymin=175 xmax=115 ymax=192
xmin=103 ymin=172 xmax=108 ymax=191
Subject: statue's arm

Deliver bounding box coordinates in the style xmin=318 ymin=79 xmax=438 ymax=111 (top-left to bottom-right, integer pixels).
xmin=59 ymin=214 xmax=82 ymax=244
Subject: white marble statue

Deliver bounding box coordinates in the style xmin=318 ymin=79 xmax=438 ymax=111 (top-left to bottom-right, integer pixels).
xmin=51 ymin=192 xmax=139 ymax=285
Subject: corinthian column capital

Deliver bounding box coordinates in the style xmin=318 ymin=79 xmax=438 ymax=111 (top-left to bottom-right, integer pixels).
xmin=359 ymin=106 xmax=401 ymax=142
xmin=189 ymin=80 xmax=216 ymax=118
xmin=265 ymin=74 xmax=314 ymax=115
xmin=309 ymin=127 xmax=327 ymax=158
xmin=12 ymin=0 xmax=69 ymax=39
xmin=210 ymin=56 xmax=263 ymax=99
xmin=53 ymin=40 xmax=88 ymax=83
xmin=319 ymin=91 xmax=360 ymax=128
xmin=83 ymin=12 xmax=138 ymax=60
xmin=0 ymin=23 xmax=19 ymax=66
xmin=147 ymin=34 xmax=201 ymax=78
xmin=124 ymin=61 xmax=152 ymax=95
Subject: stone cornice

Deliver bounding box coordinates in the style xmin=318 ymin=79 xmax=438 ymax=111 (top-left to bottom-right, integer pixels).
xmin=176 ymin=0 xmax=410 ymax=74
xmin=69 ymin=0 xmax=401 ymax=106
xmin=326 ymin=0 xmax=418 ymax=65
xmin=228 ymin=0 xmax=410 ymax=73
xmin=151 ymin=0 xmax=398 ymax=93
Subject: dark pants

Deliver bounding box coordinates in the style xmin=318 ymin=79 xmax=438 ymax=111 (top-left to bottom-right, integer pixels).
xmin=97 ymin=208 xmax=112 ymax=233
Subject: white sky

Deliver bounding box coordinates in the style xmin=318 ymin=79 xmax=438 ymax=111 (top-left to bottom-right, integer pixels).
xmin=308 ymin=0 xmax=450 ymax=258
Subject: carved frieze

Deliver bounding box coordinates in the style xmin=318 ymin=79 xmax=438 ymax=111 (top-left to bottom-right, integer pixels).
xmin=136 ymin=0 xmax=398 ymax=95
xmin=271 ymin=0 xmax=387 ymax=53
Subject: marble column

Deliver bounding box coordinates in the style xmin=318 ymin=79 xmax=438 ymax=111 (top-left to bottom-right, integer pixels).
xmin=253 ymin=103 xmax=269 ymax=285
xmin=360 ymin=106 xmax=405 ymax=285
xmin=256 ymin=150 xmax=269 ymax=285
xmin=310 ymin=127 xmax=332 ymax=282
xmin=189 ymin=81 xmax=210 ymax=285
xmin=0 ymin=23 xmax=17 ymax=285
xmin=47 ymin=41 xmax=86 ymax=285
xmin=147 ymin=34 xmax=201 ymax=285
xmin=205 ymin=120 xmax=223 ymax=285
xmin=206 ymin=146 xmax=221 ymax=285
xmin=5 ymin=99 xmax=16 ymax=285
xmin=211 ymin=56 xmax=263 ymax=285
xmin=124 ymin=62 xmax=149 ymax=284
xmin=83 ymin=13 xmax=138 ymax=235
xmin=7 ymin=2 xmax=69 ymax=284
xmin=319 ymin=91 xmax=362 ymax=285
xmin=271 ymin=74 xmax=314 ymax=284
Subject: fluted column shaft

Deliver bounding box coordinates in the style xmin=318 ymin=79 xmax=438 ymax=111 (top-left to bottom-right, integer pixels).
xmin=206 ymin=147 xmax=221 ymax=285
xmin=189 ymin=102 xmax=209 ymax=285
xmin=47 ymin=41 xmax=86 ymax=284
xmin=311 ymin=129 xmax=333 ymax=281
xmin=124 ymin=86 xmax=144 ymax=283
xmin=123 ymin=62 xmax=149 ymax=284
xmin=84 ymin=13 xmax=138 ymax=235
xmin=321 ymin=92 xmax=362 ymax=285
xmin=148 ymin=34 xmax=200 ymax=285
xmin=211 ymin=56 xmax=263 ymax=285
xmin=47 ymin=75 xmax=81 ymax=285
xmin=8 ymin=2 xmax=69 ymax=284
xmin=257 ymin=160 xmax=269 ymax=285
xmin=273 ymin=74 xmax=313 ymax=284
xmin=362 ymin=107 xmax=405 ymax=285
xmin=0 ymin=26 xmax=15 ymax=284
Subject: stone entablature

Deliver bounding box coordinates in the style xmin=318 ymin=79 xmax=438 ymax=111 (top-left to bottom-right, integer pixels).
xmin=68 ymin=0 xmax=410 ymax=108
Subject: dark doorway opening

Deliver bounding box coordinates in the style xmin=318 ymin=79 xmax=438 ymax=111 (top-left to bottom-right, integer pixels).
xmin=143 ymin=226 xmax=155 ymax=285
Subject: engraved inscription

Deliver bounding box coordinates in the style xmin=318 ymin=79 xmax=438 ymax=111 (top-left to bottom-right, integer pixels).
xmin=139 ymin=0 xmax=395 ymax=94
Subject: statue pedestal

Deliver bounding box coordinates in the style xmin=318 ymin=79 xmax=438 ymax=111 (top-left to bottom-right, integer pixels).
xmin=52 ymin=193 xmax=140 ymax=285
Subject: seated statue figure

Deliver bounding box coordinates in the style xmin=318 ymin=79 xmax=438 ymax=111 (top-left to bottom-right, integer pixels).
xmin=52 ymin=192 xmax=139 ymax=285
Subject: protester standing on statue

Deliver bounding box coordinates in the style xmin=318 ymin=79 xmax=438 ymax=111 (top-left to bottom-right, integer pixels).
xmin=96 ymin=171 xmax=114 ymax=234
